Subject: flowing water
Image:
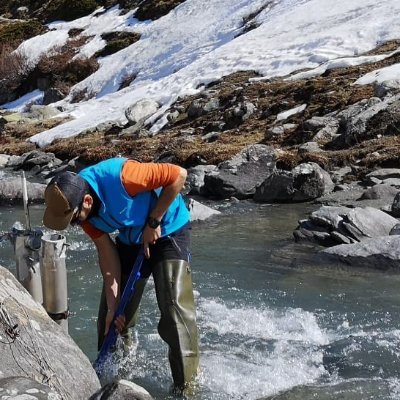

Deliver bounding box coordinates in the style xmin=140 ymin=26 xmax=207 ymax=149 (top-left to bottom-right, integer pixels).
xmin=1 ymin=198 xmax=400 ymax=400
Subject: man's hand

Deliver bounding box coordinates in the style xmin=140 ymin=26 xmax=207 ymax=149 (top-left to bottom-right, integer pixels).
xmin=104 ymin=310 xmax=126 ymax=336
xmin=142 ymin=224 xmax=161 ymax=258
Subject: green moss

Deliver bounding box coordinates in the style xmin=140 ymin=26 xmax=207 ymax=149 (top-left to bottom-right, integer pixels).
xmin=0 ymin=20 xmax=46 ymax=47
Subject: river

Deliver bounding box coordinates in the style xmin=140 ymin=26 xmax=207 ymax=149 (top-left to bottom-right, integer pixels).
xmin=0 ymin=199 xmax=399 ymax=400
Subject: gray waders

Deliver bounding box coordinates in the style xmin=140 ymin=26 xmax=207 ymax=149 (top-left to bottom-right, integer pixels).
xmin=97 ymin=259 xmax=199 ymax=389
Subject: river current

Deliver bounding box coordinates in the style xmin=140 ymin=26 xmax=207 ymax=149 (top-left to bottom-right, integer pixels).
xmin=1 ymin=196 xmax=399 ymax=400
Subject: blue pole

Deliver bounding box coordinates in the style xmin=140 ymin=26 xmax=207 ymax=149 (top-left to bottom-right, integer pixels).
xmin=94 ymin=248 xmax=145 ymax=376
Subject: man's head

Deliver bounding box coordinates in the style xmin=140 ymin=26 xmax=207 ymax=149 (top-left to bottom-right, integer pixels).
xmin=43 ymin=171 xmax=90 ymax=230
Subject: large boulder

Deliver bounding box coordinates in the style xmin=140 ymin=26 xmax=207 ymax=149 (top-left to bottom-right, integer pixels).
xmin=89 ymin=379 xmax=153 ymax=400
xmin=318 ymin=236 xmax=400 ymax=270
xmin=0 ymin=265 xmax=101 ymax=398
xmin=254 ymin=162 xmax=334 ymax=203
xmin=294 ymin=206 xmax=399 ymax=246
xmin=0 ymin=376 xmax=60 ymax=399
xmin=125 ymin=99 xmax=160 ymax=126
xmin=0 ymin=179 xmax=46 ymax=205
xmin=203 ymin=145 xmax=276 ymax=199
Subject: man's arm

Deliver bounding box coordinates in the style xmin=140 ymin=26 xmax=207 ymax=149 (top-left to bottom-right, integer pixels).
xmin=142 ymin=166 xmax=187 ymax=258
xmin=92 ymin=233 xmax=123 ymax=334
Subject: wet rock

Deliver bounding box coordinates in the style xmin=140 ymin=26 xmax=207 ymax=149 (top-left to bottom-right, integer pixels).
xmin=392 ymin=192 xmax=400 ymax=217
xmin=89 ymin=379 xmax=153 ymax=400
xmin=0 ymin=376 xmax=60 ymax=399
xmin=318 ymin=235 xmax=400 ymax=270
xmin=294 ymin=206 xmax=398 ymax=246
xmin=187 ymin=198 xmax=221 ymax=221
xmin=254 ymin=162 xmax=334 ymax=203
xmin=204 ymin=144 xmax=276 ymax=199
xmin=262 ymin=379 xmax=392 ymax=400
xmin=390 ymin=223 xmax=400 ymax=235
xmin=0 ymin=266 xmax=101 ymax=399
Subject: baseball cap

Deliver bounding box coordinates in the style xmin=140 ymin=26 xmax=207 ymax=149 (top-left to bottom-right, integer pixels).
xmin=43 ymin=171 xmax=88 ymax=230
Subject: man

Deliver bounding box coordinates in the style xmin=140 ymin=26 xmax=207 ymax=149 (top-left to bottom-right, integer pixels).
xmin=43 ymin=157 xmax=199 ymax=391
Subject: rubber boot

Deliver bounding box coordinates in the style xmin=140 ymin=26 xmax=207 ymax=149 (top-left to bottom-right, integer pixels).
xmin=152 ymin=259 xmax=199 ymax=389
xmin=97 ymin=275 xmax=148 ymax=350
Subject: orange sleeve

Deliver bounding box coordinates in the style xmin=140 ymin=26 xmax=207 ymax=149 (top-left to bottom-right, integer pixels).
xmin=80 ymin=220 xmax=105 ymax=240
xmin=121 ymin=160 xmax=181 ymax=196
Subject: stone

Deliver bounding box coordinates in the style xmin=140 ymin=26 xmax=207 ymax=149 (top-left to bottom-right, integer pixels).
xmin=89 ymin=379 xmax=153 ymax=400
xmin=204 ymin=145 xmax=276 ymax=199
xmin=125 ymin=99 xmax=160 ymax=126
xmin=254 ymin=162 xmax=334 ymax=203
xmin=319 ymin=236 xmax=400 ymax=270
xmin=187 ymin=198 xmax=221 ymax=221
xmin=0 ymin=266 xmax=101 ymax=399
xmin=392 ymin=192 xmax=400 ymax=217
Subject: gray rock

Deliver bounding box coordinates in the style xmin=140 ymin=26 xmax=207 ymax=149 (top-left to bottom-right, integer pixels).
xmin=0 ymin=266 xmax=101 ymax=399
xmin=298 ymin=141 xmax=321 ymax=154
xmin=358 ymin=184 xmax=399 ymax=201
xmin=265 ymin=125 xmax=285 ymax=140
xmin=125 ymin=99 xmax=159 ymax=126
xmin=204 ymin=145 xmax=276 ymax=199
xmin=0 ymin=376 xmax=60 ymax=399
xmin=309 ymin=206 xmax=352 ymax=230
xmin=187 ymin=98 xmax=220 ymax=118
xmin=381 ymin=178 xmax=400 ymax=187
xmin=0 ymin=154 xmax=10 ymax=168
xmin=43 ymin=88 xmax=65 ymax=105
xmin=89 ymin=379 xmax=153 ymax=399
xmin=254 ymin=162 xmax=334 ymax=203
xmin=0 ymin=178 xmax=45 ymax=205
xmin=392 ymin=192 xmax=400 ymax=217
xmin=390 ymin=223 xmax=400 ymax=235
xmin=186 ymin=165 xmax=217 ymax=195
xmin=26 ymin=105 xmax=59 ymax=120
xmin=338 ymin=95 xmax=400 ymax=145
xmin=187 ymin=198 xmax=221 ymax=221
xmin=374 ymin=79 xmax=400 ymax=98
xmin=345 ymin=206 xmax=398 ymax=238
xmin=365 ymin=168 xmax=400 ymax=182
xmin=263 ymin=378 xmax=392 ymax=400
xmin=318 ymin=236 xmax=400 ymax=270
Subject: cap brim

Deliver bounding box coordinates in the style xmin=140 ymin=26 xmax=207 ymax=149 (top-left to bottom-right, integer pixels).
xmin=43 ymin=207 xmax=74 ymax=230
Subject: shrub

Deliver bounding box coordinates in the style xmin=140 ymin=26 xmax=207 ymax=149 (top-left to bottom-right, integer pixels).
xmin=41 ymin=0 xmax=99 ymax=22
xmin=0 ymin=44 xmax=30 ymax=104
xmin=95 ymin=31 xmax=140 ymax=58
xmin=133 ymin=0 xmax=186 ymax=21
xmin=0 ymin=20 xmax=46 ymax=48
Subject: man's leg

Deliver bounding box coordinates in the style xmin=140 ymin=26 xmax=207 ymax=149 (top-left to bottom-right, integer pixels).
xmin=152 ymin=259 xmax=199 ymax=389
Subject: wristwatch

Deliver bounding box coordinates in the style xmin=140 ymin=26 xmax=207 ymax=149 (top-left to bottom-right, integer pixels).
xmin=147 ymin=216 xmax=161 ymax=229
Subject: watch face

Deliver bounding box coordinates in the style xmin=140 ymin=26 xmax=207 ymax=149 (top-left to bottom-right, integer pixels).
xmin=148 ymin=217 xmax=160 ymax=228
